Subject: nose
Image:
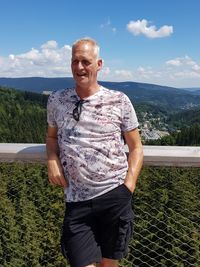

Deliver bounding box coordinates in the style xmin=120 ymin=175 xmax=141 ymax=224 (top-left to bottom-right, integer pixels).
xmin=77 ymin=61 xmax=84 ymax=69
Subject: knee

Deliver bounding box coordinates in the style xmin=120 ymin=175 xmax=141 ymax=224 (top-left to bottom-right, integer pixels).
xmin=100 ymin=258 xmax=118 ymax=267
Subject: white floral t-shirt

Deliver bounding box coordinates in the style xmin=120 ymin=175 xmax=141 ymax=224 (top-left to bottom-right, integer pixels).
xmin=47 ymin=86 xmax=139 ymax=202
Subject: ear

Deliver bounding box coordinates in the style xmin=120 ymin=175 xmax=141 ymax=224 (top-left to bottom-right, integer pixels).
xmin=97 ymin=59 xmax=103 ymax=71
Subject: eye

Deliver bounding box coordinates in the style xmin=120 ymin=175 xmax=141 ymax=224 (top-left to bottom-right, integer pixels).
xmin=82 ymin=60 xmax=91 ymax=66
xmin=72 ymin=59 xmax=78 ymax=65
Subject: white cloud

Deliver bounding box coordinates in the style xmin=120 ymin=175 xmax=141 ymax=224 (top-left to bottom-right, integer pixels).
xmin=173 ymin=71 xmax=200 ymax=80
xmin=166 ymin=59 xmax=182 ymax=67
xmin=127 ymin=19 xmax=173 ymax=38
xmin=99 ymin=56 xmax=200 ymax=87
xmin=1 ymin=41 xmax=200 ymax=87
xmin=115 ymin=70 xmax=133 ymax=79
xmin=166 ymin=55 xmax=200 ymax=70
xmin=100 ymin=19 xmax=117 ymax=33
xmin=100 ymin=19 xmax=111 ymax=28
xmin=99 ymin=68 xmax=133 ymax=82
xmin=41 ymin=40 xmax=58 ymax=49
xmin=192 ymin=64 xmax=200 ymax=71
xmin=112 ymin=27 xmax=117 ymax=33
xmin=137 ymin=66 xmax=145 ymax=72
xmin=101 ymin=66 xmax=111 ymax=75
xmin=0 ymin=40 xmax=72 ymax=77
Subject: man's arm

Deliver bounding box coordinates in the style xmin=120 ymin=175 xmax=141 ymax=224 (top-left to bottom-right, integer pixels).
xmin=123 ymin=128 xmax=143 ymax=193
xmin=46 ymin=126 xmax=68 ymax=187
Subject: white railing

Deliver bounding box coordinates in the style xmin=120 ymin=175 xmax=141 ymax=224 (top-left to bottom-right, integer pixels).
xmin=0 ymin=143 xmax=200 ymax=167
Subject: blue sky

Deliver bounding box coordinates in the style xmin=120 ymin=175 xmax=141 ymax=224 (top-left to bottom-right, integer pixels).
xmin=1 ymin=0 xmax=200 ymax=88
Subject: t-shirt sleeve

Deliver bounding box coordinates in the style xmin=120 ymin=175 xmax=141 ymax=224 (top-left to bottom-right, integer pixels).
xmin=47 ymin=92 xmax=57 ymax=128
xmin=121 ymin=93 xmax=139 ymax=132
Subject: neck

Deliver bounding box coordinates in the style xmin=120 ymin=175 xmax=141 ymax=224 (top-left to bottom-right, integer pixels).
xmin=75 ymin=83 xmax=100 ymax=99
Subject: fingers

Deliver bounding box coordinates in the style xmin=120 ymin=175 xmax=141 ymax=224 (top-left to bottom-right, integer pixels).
xmin=49 ymin=174 xmax=68 ymax=188
xmin=47 ymin=159 xmax=68 ymax=188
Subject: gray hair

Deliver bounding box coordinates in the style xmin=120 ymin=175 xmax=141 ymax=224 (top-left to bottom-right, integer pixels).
xmin=72 ymin=37 xmax=100 ymax=58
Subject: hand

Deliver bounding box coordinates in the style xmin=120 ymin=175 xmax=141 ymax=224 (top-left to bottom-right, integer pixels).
xmin=47 ymin=159 xmax=68 ymax=188
xmin=124 ymin=174 xmax=136 ymax=194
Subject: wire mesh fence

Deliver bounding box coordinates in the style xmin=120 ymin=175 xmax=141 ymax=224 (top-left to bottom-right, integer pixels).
xmin=0 ymin=163 xmax=200 ymax=267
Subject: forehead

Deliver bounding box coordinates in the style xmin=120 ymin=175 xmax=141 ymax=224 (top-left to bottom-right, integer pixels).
xmin=72 ymin=42 xmax=96 ymax=59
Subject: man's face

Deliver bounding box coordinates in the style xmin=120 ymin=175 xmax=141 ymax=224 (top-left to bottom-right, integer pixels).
xmin=71 ymin=42 xmax=102 ymax=88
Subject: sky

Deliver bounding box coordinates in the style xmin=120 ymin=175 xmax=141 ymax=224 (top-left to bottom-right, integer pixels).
xmin=0 ymin=0 xmax=200 ymax=88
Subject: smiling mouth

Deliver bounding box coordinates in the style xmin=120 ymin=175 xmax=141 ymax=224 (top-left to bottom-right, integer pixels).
xmin=77 ymin=73 xmax=87 ymax=77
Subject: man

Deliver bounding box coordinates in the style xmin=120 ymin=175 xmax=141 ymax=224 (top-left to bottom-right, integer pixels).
xmin=46 ymin=38 xmax=143 ymax=267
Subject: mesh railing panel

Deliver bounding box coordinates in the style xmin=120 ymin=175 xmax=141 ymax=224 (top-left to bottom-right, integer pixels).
xmin=0 ymin=163 xmax=199 ymax=267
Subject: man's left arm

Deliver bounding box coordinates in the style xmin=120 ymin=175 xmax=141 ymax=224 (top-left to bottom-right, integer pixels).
xmin=123 ymin=128 xmax=144 ymax=193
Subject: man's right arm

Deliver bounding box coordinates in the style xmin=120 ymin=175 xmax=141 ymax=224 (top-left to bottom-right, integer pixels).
xmin=46 ymin=126 xmax=68 ymax=188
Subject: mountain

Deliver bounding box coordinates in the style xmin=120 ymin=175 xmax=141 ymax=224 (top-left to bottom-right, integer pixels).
xmin=0 ymin=77 xmax=75 ymax=93
xmin=0 ymin=77 xmax=190 ymax=93
xmin=181 ymin=87 xmax=200 ymax=92
xmin=181 ymin=88 xmax=200 ymax=96
xmin=99 ymin=81 xmax=200 ymax=110
xmin=0 ymin=77 xmax=200 ymax=111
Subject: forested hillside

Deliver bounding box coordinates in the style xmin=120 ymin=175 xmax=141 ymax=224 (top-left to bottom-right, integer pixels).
xmin=167 ymin=107 xmax=200 ymax=128
xmin=145 ymin=107 xmax=200 ymax=145
xmin=146 ymin=123 xmax=200 ymax=146
xmin=0 ymin=87 xmax=48 ymax=143
xmin=1 ymin=86 xmax=200 ymax=146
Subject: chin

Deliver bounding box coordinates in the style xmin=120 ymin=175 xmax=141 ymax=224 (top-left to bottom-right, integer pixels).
xmin=76 ymin=80 xmax=89 ymax=88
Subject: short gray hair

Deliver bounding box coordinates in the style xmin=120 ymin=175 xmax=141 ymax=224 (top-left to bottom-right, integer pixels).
xmin=72 ymin=37 xmax=100 ymax=58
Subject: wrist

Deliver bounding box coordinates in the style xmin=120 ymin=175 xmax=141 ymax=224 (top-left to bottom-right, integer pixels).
xmin=124 ymin=175 xmax=136 ymax=192
xmin=47 ymin=153 xmax=59 ymax=160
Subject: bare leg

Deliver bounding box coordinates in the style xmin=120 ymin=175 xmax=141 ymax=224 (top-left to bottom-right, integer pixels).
xmin=99 ymin=258 xmax=118 ymax=267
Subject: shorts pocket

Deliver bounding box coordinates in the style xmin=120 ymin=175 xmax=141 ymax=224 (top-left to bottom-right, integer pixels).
xmin=117 ymin=211 xmax=134 ymax=254
xmin=60 ymin=234 xmax=69 ymax=260
xmin=121 ymin=184 xmax=133 ymax=197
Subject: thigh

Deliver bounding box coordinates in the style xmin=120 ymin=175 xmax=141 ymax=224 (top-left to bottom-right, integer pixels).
xmin=61 ymin=201 xmax=102 ymax=267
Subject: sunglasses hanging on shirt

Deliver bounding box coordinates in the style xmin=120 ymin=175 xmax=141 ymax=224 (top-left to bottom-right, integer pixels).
xmin=73 ymin=100 xmax=86 ymax=121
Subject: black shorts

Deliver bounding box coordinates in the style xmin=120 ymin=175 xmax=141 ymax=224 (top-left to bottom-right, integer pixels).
xmin=61 ymin=184 xmax=134 ymax=267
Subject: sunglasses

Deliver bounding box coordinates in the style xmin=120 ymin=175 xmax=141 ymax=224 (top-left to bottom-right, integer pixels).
xmin=73 ymin=100 xmax=85 ymax=121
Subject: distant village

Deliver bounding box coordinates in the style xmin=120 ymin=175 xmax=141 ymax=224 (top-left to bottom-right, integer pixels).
xmin=139 ymin=111 xmax=169 ymax=141
xmin=140 ymin=124 xmax=169 ymax=141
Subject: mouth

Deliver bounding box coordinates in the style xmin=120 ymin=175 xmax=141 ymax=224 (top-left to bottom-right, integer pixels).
xmin=77 ymin=73 xmax=87 ymax=77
